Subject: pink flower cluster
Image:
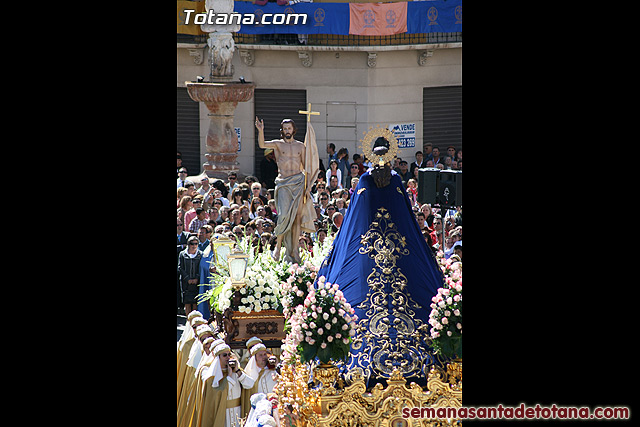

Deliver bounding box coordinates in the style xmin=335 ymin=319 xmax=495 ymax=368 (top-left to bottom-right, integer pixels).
xmin=428 ymin=256 xmax=462 ymax=340
xmin=281 ymin=261 xmax=317 ymax=318
xmin=281 ymin=275 xmax=358 ymax=363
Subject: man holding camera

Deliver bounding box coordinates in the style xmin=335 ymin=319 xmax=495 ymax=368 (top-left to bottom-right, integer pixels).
xmin=199 ymin=342 xmax=255 ymax=427
xmin=240 ymin=337 xmax=279 ymax=418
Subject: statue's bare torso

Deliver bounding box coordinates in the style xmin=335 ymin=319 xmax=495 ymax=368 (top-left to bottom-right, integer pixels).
xmin=255 ymin=117 xmax=308 ymax=263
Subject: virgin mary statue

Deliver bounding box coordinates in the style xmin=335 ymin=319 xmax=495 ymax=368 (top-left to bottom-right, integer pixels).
xmin=317 ymin=127 xmax=444 ymax=388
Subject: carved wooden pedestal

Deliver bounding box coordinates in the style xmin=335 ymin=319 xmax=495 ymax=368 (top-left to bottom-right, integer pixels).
xmin=219 ymin=308 xmax=286 ymax=349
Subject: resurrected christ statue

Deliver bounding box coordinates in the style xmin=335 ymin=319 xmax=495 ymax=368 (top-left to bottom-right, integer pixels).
xmin=255 ymin=116 xmax=317 ymax=264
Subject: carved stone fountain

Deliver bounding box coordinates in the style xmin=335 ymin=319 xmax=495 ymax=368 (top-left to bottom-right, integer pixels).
xmin=185 ymin=0 xmax=255 ymax=180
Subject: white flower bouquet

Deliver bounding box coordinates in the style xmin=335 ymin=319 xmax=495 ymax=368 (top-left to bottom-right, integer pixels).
xmin=236 ymin=252 xmax=283 ymax=313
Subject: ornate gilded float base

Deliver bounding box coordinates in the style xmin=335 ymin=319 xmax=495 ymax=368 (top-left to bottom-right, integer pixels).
xmin=279 ymin=361 xmax=461 ymax=427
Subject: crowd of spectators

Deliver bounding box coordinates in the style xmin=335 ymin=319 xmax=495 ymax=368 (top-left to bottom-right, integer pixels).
xmin=177 ymin=145 xmax=462 ymax=314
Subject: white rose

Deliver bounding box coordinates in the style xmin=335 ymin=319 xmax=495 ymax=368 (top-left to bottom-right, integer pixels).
xmin=247 ymin=295 xmax=255 ymax=303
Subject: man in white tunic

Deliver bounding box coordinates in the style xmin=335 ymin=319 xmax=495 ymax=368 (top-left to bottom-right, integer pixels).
xmin=241 ymin=341 xmax=279 ymax=418
xmin=201 ymin=342 xmax=256 ymax=427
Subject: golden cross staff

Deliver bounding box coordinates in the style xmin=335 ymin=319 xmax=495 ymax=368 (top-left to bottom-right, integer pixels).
xmin=299 ymin=102 xmax=320 ymax=122
xmin=298 ymin=103 xmax=319 ymax=203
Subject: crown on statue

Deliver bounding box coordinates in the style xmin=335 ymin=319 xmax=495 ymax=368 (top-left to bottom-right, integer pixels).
xmin=359 ymin=125 xmax=398 ymax=166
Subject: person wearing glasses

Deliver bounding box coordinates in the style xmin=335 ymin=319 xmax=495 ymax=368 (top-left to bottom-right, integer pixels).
xmin=317 ymin=191 xmax=330 ymax=215
xmin=312 ymin=181 xmax=326 ymax=203
xmin=177 ymin=167 xmax=191 ymax=188
xmin=201 ymin=342 xmax=255 ymax=427
xmin=179 ymin=235 xmax=203 ymax=315
xmin=184 ymin=196 xmax=205 ymax=232
xmin=349 ymin=163 xmax=361 ymax=181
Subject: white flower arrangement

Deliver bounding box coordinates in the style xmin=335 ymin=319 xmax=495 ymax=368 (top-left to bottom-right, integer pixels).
xmin=236 ymin=253 xmax=282 ymax=313
xmin=202 ymin=234 xmax=334 ymax=316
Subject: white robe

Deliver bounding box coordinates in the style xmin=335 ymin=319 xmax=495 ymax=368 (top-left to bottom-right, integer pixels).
xmin=225 ymin=371 xmax=255 ymax=427
xmin=254 ymin=367 xmax=278 ymax=395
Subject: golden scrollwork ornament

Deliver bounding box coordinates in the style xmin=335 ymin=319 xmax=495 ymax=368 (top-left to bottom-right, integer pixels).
xmin=308 ymin=366 xmax=462 ymax=427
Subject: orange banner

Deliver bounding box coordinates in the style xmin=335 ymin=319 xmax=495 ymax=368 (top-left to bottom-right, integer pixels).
xmin=349 ymin=2 xmax=407 ymax=36
xmin=177 ymin=1 xmax=206 ymax=35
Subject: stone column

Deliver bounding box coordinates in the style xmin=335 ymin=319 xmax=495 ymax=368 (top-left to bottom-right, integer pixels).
xmin=186 ymin=82 xmax=255 ymax=180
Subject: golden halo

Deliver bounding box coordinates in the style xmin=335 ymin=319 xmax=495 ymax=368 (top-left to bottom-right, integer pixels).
xmin=359 ymin=125 xmax=398 ymax=166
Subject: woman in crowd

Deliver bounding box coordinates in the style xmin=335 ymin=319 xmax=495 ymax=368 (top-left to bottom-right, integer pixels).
xmin=325 ymin=159 xmax=342 ymax=189
xmin=178 ymin=235 xmax=202 ymax=315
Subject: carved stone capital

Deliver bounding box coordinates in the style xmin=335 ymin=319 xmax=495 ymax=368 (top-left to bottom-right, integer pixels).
xmin=418 ymin=50 xmax=434 ymax=66
xmin=188 ymin=48 xmax=205 ymax=65
xmin=239 ymin=49 xmax=255 ymax=66
xmin=297 ymin=51 xmax=312 ymax=67
xmin=367 ymin=52 xmax=377 ymax=68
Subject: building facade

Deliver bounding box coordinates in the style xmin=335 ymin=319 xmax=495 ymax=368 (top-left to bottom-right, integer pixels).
xmin=177 ymin=0 xmax=461 ymax=179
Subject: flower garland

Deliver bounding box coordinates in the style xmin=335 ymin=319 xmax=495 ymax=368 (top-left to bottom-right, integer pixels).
xmin=428 ymin=254 xmax=462 ymax=358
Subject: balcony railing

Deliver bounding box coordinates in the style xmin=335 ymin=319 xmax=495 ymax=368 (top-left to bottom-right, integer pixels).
xmin=234 ymin=32 xmax=461 ymax=46
xmin=178 ymin=31 xmax=461 ymax=47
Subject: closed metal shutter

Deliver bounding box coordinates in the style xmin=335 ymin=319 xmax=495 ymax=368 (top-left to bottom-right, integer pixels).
xmin=253 ymin=89 xmax=307 ymax=179
xmin=423 ymin=86 xmax=462 ymax=153
xmin=177 ymin=87 xmax=201 ymax=176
